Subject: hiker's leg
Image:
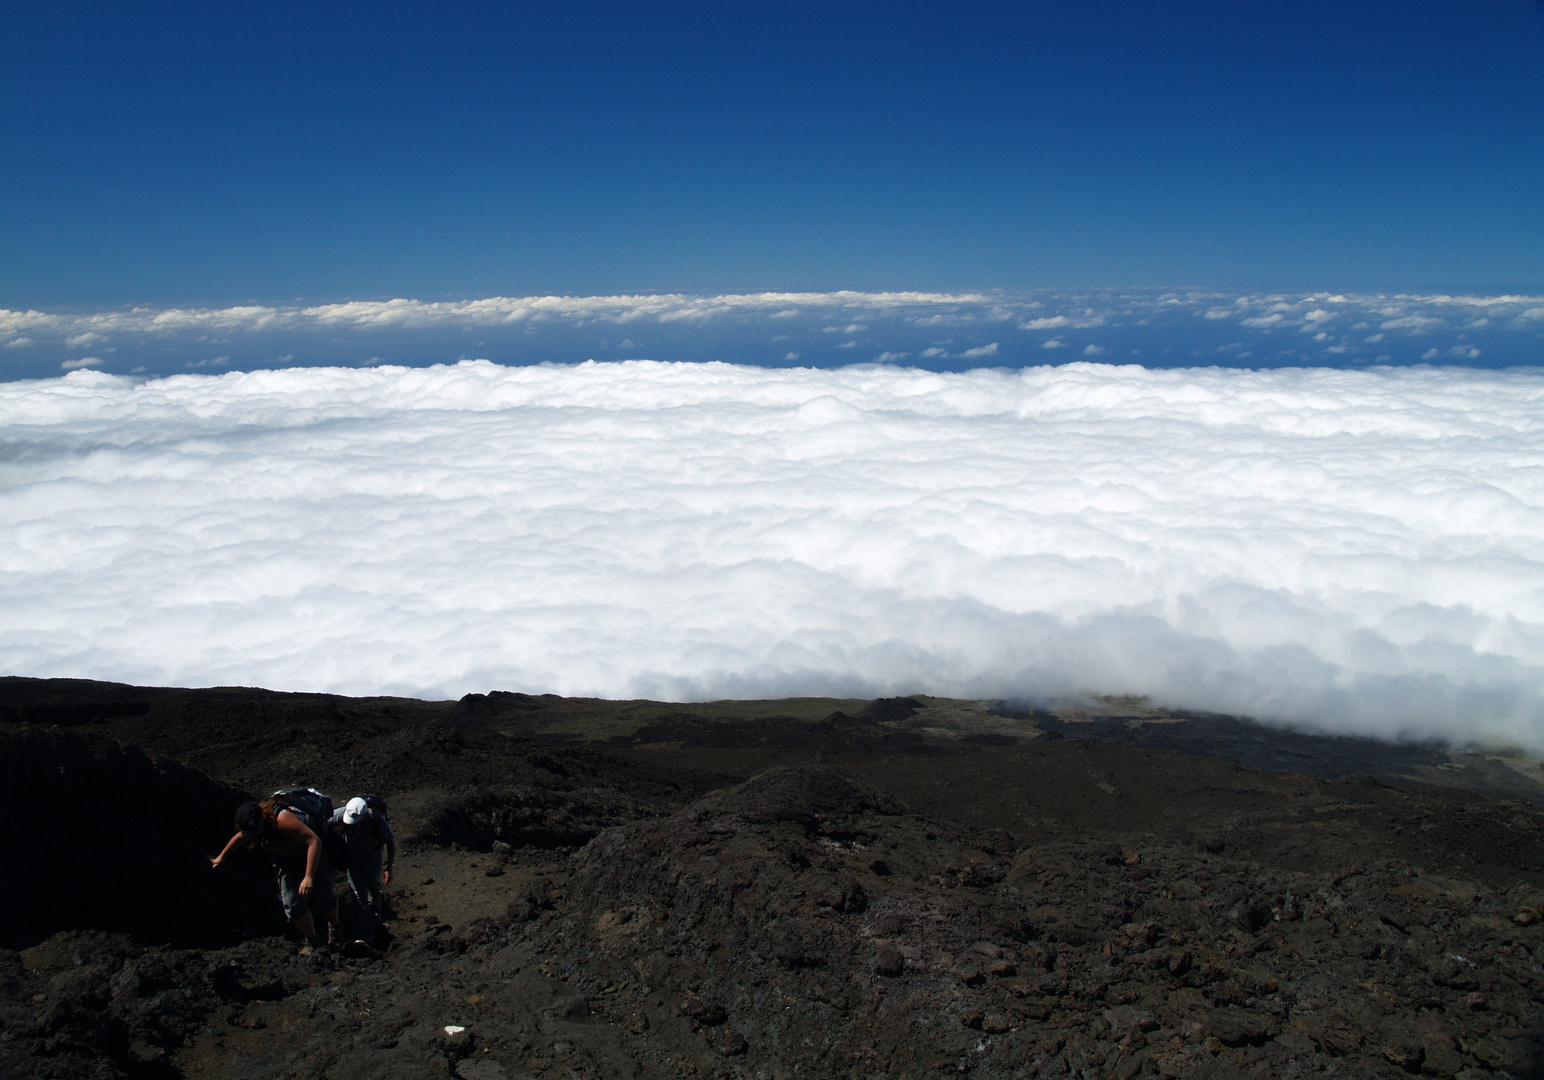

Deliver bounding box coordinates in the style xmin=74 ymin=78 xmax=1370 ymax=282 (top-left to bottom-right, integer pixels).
xmin=276 ymin=860 xmax=318 ymax=941
xmin=346 ymin=858 xmax=372 ymax=916
xmin=346 ymin=859 xmax=378 ymax=937
xmin=362 ymin=850 xmax=384 ymax=916
xmin=314 ymin=855 xmax=340 ymax=931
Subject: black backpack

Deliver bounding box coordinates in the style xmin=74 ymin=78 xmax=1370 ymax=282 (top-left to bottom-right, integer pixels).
xmin=271 ymin=787 xmax=350 ymax=863
xmin=362 ymin=793 xmax=388 ymax=820
xmin=271 ymin=787 xmax=334 ymax=830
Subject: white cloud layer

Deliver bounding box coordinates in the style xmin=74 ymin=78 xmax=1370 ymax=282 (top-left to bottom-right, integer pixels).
xmin=2 ymin=360 xmax=1543 ymax=751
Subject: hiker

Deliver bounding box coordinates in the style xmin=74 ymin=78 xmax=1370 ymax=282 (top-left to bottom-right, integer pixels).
xmin=330 ymin=795 xmax=396 ymax=939
xmin=211 ymin=791 xmax=340 ymax=949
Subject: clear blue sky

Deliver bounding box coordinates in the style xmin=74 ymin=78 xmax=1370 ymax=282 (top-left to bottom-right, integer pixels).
xmin=4 ymin=1 xmax=1542 ymax=307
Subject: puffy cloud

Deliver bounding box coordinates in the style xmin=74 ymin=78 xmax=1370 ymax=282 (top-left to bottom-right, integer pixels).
xmin=956 ymin=343 xmax=999 ymax=359
xmin=2 ymin=360 xmax=1542 ymax=752
xmin=1381 ymin=314 xmax=1442 ymax=332
xmin=59 ymin=356 xmax=103 ymax=370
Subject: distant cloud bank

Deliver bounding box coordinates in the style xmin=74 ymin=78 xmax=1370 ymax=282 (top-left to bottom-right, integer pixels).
xmin=3 ymin=360 xmax=1541 ymax=751
xmin=1 ymin=290 xmax=1539 ymax=379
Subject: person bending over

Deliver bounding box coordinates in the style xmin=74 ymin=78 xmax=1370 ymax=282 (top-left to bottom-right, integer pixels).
xmin=212 ymin=798 xmax=340 ymax=949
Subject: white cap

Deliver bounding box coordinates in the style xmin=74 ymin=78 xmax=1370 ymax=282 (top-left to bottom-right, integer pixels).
xmin=342 ymin=796 xmax=371 ymax=824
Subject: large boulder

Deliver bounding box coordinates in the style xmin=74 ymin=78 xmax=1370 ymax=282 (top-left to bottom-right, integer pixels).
xmin=0 ymin=724 xmax=282 ymax=947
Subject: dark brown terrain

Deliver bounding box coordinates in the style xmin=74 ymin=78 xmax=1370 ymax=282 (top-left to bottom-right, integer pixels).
xmin=3 ymin=677 xmax=1544 ymax=1079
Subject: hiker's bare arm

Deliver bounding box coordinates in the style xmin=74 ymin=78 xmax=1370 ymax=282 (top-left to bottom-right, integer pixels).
xmin=275 ymin=812 xmax=322 ymax=895
xmin=210 ymin=830 xmax=251 ymax=869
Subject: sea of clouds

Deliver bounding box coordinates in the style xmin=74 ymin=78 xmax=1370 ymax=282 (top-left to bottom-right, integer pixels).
xmin=2 ymin=359 xmax=1542 ymax=751
xmin=4 ymin=289 xmax=1542 ymax=379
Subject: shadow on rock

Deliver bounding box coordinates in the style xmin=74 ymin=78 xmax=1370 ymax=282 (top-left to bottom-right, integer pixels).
xmin=0 ymin=724 xmax=281 ymax=950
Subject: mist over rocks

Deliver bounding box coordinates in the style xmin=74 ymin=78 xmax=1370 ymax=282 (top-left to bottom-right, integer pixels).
xmin=2 ymin=360 xmax=1543 ymax=750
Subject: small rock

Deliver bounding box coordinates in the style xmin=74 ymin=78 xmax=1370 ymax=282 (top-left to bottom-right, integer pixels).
xmin=442 ymin=1025 xmax=473 ymax=1056
xmin=680 ymin=995 xmax=727 ymax=1026
xmin=960 ymin=1009 xmax=984 ymax=1030
xmin=1382 ymin=1040 xmax=1424 ymax=1072
xmin=872 ymin=944 xmax=905 ymax=977
xmin=766 ymin=917 xmax=828 ymax=967
xmin=1511 ymin=909 xmax=1537 ymax=926
xmin=1421 ymin=1039 xmax=1463 ymax=1077
xmin=1207 ymin=1009 xmax=1273 ymax=1047
xmin=981 ymin=1013 xmax=1012 ymax=1034
xmin=490 ymin=841 xmax=513 ymax=855
xmin=1464 ymin=992 xmax=1488 ymax=1011
xmin=718 ymin=1029 xmax=749 ymax=1056
xmin=1230 ymin=896 xmax=1274 ymax=934
xmin=1313 ymin=1012 xmax=1363 ymax=1056
xmin=456 ymin=1059 xmax=508 ymax=1080
xmin=988 ymin=959 xmax=1017 ymax=978
xmin=1109 ymin=1052 xmax=1147 ymax=1080
xmin=1024 ymin=943 xmax=1057 ymax=971
xmin=959 ymin=863 xmax=1006 ymax=887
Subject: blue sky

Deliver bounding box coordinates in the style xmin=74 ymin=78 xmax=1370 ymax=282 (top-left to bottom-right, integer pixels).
xmin=4 ymin=1 xmax=1543 ymax=308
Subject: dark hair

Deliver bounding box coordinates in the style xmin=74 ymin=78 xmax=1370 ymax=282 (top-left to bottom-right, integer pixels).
xmin=234 ymin=801 xmax=263 ymax=835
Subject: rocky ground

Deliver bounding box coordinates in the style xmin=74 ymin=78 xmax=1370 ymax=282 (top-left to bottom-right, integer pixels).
xmin=3 ymin=678 xmax=1544 ymax=1079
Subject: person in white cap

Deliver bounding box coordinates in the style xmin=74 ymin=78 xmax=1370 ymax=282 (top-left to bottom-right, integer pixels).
xmin=329 ymin=795 xmax=396 ymax=940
